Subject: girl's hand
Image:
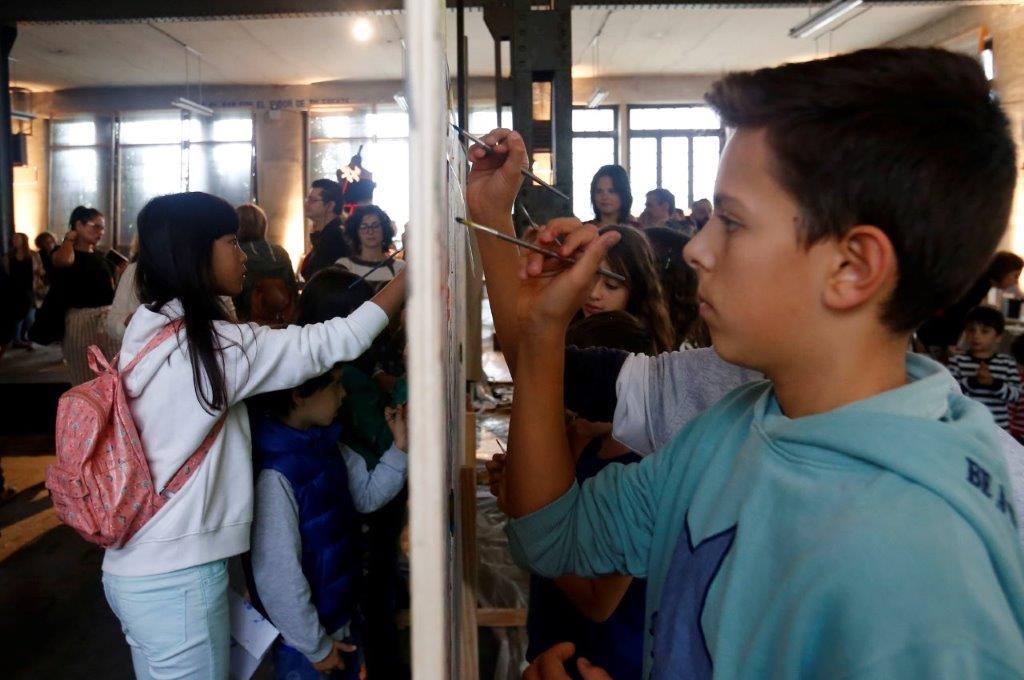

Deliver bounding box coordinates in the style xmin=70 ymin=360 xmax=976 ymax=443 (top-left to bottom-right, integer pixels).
xmin=515 ymin=227 xmax=621 ymax=332
xmin=385 ymin=404 xmax=408 ymax=452
xmin=465 ymin=128 xmax=527 ymax=225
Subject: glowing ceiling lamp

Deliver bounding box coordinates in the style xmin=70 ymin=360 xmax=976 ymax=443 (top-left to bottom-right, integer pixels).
xmin=353 ymin=18 xmax=375 ymax=42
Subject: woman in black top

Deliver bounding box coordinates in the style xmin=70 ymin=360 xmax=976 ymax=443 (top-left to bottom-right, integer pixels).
xmin=52 ymin=206 xmax=118 ymax=384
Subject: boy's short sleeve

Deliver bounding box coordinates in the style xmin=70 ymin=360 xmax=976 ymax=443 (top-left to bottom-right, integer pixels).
xmin=613 ymin=348 xmax=761 ymax=456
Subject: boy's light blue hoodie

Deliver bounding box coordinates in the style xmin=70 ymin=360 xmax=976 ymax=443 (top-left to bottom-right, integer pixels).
xmin=507 ymin=354 xmax=1024 ymax=678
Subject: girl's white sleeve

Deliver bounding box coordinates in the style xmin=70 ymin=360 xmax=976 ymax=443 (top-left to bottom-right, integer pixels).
xmin=221 ymin=301 xmax=389 ymax=404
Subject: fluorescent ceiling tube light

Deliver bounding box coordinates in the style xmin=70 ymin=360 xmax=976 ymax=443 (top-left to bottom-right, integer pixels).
xmin=393 ymin=93 xmax=409 ymax=112
xmin=587 ymin=87 xmax=609 ymax=109
xmin=789 ymin=0 xmax=865 ymax=39
xmin=171 ymin=97 xmax=213 ymax=117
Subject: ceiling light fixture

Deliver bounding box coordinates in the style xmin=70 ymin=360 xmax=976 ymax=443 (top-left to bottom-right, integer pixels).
xmin=393 ymin=93 xmax=409 ymax=112
xmin=981 ymin=37 xmax=995 ymax=81
xmin=587 ymin=87 xmax=609 ymax=109
xmin=789 ymin=0 xmax=865 ymax=40
xmin=353 ymin=18 xmax=375 ymax=42
xmin=171 ymin=97 xmax=214 ymax=117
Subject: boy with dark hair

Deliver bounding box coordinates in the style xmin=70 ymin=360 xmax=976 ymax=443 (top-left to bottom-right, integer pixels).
xmin=301 ymin=178 xmax=349 ymax=281
xmin=246 ymin=366 xmax=408 ymax=679
xmin=469 ymin=47 xmax=1024 ymax=678
xmin=949 ymin=305 xmax=1022 ymax=431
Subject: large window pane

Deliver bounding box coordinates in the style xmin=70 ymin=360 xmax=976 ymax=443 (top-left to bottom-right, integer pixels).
xmin=189 ymin=142 xmax=253 ymax=208
xmin=310 ymin=139 xmax=410 ymax=238
xmin=467 ymin=107 xmax=514 ymax=133
xmin=51 ymin=148 xmax=104 ymax=233
xmin=309 ymin=108 xmax=411 ymax=240
xmin=572 ymin=108 xmax=615 ymax=133
xmin=119 ymin=145 xmax=182 ymax=245
xmin=50 ymin=118 xmax=112 ymax=243
xmin=188 ymin=115 xmax=254 ymax=143
xmin=572 ymin=137 xmax=615 ymax=220
xmin=661 ymin=137 xmax=690 ymax=209
xmin=692 ymin=136 xmax=721 ymax=206
xmin=53 ymin=120 xmax=97 ymax=146
xmin=310 ymin=114 xmax=354 ymax=140
xmin=629 ymin=138 xmax=658 ymax=207
xmin=629 ymin=106 xmax=720 ymax=131
xmin=120 ymin=114 xmax=183 ymax=145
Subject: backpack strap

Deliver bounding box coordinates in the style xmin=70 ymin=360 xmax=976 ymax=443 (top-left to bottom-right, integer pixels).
xmin=160 ymin=412 xmax=228 ymax=500
xmin=120 ymin=319 xmax=185 ymax=374
xmin=115 ymin=318 xmax=223 ymax=501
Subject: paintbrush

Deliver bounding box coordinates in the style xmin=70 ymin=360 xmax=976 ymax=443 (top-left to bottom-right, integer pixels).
xmin=452 ymin=124 xmax=571 ymax=202
xmin=456 ymin=217 xmax=625 ymax=282
xmin=347 ymin=247 xmax=405 ymax=289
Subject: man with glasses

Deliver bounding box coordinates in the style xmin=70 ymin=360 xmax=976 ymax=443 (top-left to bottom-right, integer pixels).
xmin=300 ymin=178 xmax=349 ymax=282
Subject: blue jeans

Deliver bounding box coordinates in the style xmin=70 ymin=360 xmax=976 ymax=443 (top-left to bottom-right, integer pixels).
xmin=13 ymin=307 xmax=34 ymax=343
xmin=103 ymin=560 xmax=230 ymax=680
xmin=273 ymin=638 xmax=360 ymax=680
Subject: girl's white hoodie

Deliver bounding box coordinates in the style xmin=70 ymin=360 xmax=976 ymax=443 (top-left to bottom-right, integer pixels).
xmin=101 ymin=298 xmax=389 ymax=577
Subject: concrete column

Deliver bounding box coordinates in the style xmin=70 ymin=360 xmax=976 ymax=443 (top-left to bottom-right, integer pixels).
xmin=254 ymin=109 xmax=306 ymax=267
xmin=13 ymin=118 xmax=49 ymax=240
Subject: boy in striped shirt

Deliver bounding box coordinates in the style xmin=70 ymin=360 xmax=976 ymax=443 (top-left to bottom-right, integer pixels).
xmin=948 ymin=305 xmax=1021 ymax=430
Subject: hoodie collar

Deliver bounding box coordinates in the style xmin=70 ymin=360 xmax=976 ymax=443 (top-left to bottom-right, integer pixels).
xmin=760 ymin=353 xmax=951 ymax=426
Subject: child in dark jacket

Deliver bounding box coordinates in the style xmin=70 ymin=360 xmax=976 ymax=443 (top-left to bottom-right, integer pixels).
xmin=246 ymin=365 xmax=408 ymax=679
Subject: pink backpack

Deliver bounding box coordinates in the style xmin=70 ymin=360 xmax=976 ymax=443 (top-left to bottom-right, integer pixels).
xmin=45 ymin=321 xmax=226 ymax=549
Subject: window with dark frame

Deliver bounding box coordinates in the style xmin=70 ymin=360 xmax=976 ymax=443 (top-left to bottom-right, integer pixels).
xmin=49 ymin=111 xmax=255 ymax=251
xmin=572 ymin=105 xmax=618 ymax=220
xmin=627 ymin=104 xmax=725 ymax=213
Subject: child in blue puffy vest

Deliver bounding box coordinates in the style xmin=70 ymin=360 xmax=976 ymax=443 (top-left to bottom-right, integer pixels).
xmin=246 ymin=365 xmax=408 ymax=679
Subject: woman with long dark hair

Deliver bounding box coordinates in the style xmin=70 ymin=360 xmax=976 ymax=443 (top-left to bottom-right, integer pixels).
xmin=587 ymin=165 xmax=639 ymax=228
xmin=99 ymin=192 xmax=406 ymax=679
xmin=575 ymin=225 xmax=675 ymax=353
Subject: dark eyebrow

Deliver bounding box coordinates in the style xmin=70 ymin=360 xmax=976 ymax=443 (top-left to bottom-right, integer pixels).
xmin=713 ymin=193 xmax=748 ymax=213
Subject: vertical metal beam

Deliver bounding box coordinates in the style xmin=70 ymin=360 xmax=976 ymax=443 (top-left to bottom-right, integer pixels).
xmin=508 ymin=0 xmax=571 ymax=227
xmin=0 ymin=23 xmax=17 ymax=258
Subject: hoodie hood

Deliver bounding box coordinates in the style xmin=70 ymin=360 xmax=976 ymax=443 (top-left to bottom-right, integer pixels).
xmin=118 ymin=299 xmax=189 ymax=398
xmin=755 ymin=352 xmax=1024 ymax=632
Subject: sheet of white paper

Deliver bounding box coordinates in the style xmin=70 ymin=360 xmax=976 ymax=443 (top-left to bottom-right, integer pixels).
xmin=228 ymin=589 xmax=279 ymax=679
xmin=230 ymin=641 xmax=264 ymax=680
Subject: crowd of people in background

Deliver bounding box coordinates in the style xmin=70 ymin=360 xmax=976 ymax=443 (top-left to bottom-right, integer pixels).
xmin=6 ymin=46 xmax=1024 ymax=679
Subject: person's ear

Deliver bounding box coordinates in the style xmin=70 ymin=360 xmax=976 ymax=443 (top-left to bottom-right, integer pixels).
xmin=822 ymin=225 xmax=897 ymax=314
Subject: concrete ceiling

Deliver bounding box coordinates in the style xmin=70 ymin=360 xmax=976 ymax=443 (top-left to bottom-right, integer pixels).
xmin=9 ymin=4 xmax=962 ymax=91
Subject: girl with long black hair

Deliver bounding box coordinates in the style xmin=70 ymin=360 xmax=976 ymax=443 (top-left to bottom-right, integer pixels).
xmin=99 ymin=192 xmax=405 ymax=679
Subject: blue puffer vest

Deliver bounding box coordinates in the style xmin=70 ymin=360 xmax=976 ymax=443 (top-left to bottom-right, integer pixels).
xmin=249 ymin=416 xmax=361 ymax=634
